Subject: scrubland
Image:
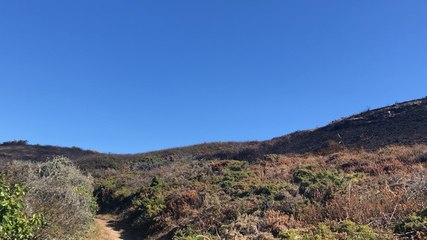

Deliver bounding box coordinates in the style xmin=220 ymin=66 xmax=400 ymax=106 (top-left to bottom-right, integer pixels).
xmin=88 ymin=145 xmax=427 ymax=239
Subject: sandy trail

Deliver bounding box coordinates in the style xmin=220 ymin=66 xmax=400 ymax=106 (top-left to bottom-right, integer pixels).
xmin=95 ymin=216 xmax=125 ymax=240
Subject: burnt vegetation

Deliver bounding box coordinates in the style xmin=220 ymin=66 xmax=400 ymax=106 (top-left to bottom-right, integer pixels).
xmin=1 ymin=97 xmax=427 ymax=239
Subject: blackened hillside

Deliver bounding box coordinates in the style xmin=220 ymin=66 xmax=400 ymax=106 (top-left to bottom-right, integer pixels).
xmin=201 ymin=97 xmax=427 ymax=160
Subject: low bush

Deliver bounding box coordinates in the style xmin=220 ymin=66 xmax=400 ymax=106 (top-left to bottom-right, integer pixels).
xmin=216 ymin=160 xmax=251 ymax=193
xmin=173 ymin=227 xmax=211 ymax=240
xmin=94 ymin=176 xmax=134 ymax=213
xmin=279 ymin=220 xmax=386 ymax=240
xmin=261 ymin=210 xmax=299 ymax=236
xmin=252 ymin=182 xmax=292 ymax=198
xmin=130 ymin=177 xmax=166 ymax=228
xmin=292 ymin=165 xmax=363 ymax=202
xmin=20 ymin=157 xmax=97 ymax=240
xmin=395 ymin=208 xmax=427 ymax=239
xmin=321 ymin=172 xmax=427 ymax=228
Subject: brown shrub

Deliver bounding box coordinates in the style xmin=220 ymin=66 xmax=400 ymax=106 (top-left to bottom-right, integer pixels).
xmin=166 ymin=189 xmax=203 ymax=219
xmin=260 ymin=210 xmax=299 ymax=235
xmin=323 ymin=172 xmax=427 ymax=228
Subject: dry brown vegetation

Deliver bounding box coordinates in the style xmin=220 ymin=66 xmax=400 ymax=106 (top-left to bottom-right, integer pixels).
xmin=1 ymin=145 xmax=426 ymax=239
xmin=2 ymin=144 xmax=427 ymax=239
xmin=82 ymin=145 xmax=426 ymax=239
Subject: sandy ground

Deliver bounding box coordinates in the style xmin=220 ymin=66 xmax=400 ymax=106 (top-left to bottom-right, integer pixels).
xmin=95 ymin=216 xmax=125 ymax=240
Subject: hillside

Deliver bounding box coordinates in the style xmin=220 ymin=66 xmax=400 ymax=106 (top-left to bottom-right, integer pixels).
xmin=222 ymin=96 xmax=427 ymax=160
xmin=1 ymin=97 xmax=426 ymax=163
xmin=0 ymin=141 xmax=98 ymax=161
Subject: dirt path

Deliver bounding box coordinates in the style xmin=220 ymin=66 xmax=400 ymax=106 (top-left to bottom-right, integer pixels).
xmin=95 ymin=216 xmax=125 ymax=240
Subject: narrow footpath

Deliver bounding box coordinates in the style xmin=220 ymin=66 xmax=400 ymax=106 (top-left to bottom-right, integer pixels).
xmin=95 ymin=216 xmax=125 ymax=240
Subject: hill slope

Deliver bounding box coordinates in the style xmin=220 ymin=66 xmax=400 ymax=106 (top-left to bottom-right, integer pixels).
xmin=2 ymin=97 xmax=426 ymax=163
xmin=218 ymin=96 xmax=427 ymax=160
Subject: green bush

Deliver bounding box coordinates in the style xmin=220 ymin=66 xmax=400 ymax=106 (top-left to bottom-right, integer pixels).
xmin=292 ymin=165 xmax=363 ymax=202
xmin=395 ymin=208 xmax=427 ymax=238
xmin=279 ymin=221 xmax=382 ymax=240
xmin=223 ymin=161 xmax=250 ymax=182
xmin=219 ymin=161 xmax=250 ymax=192
xmin=252 ymin=182 xmax=291 ymax=197
xmin=334 ymin=220 xmax=378 ymax=239
xmin=173 ymin=227 xmax=211 ymax=240
xmin=0 ymin=179 xmax=43 ymax=240
xmin=131 ymin=177 xmax=166 ymax=226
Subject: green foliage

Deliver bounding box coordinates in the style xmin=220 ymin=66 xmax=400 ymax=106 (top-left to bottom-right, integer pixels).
xmin=173 ymin=227 xmax=210 ymax=240
xmin=252 ymin=182 xmax=291 ymax=197
xmin=278 ymin=228 xmax=300 ymax=240
xmin=131 ymin=177 xmax=166 ymax=224
xmin=219 ymin=161 xmax=250 ymax=190
xmin=114 ymin=187 xmax=133 ymax=198
xmin=395 ymin=208 xmax=427 ymax=238
xmin=279 ymin=225 xmax=335 ymax=240
xmin=315 ymin=223 xmax=336 ymax=239
xmin=97 ymin=177 xmax=132 ymax=198
xmin=150 ymin=176 xmax=164 ymax=187
xmin=0 ymin=179 xmax=43 ymax=240
xmin=136 ymin=155 xmax=167 ymax=170
xmin=223 ymin=162 xmax=250 ymax=182
xmin=75 ymin=185 xmax=99 ymax=215
xmin=292 ymin=165 xmax=363 ymax=202
xmin=280 ymin=221 xmax=381 ymax=240
xmin=99 ymin=177 xmax=117 ymax=189
xmin=334 ymin=220 xmax=378 ymax=240
xmin=227 ymin=161 xmax=248 ymax=172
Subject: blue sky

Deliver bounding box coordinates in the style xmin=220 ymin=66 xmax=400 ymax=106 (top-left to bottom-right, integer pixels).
xmin=1 ymin=1 xmax=426 ymax=153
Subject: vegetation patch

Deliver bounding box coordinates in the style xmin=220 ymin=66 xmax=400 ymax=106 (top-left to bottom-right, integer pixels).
xmin=129 ymin=177 xmax=167 ymax=228
xmin=0 ymin=179 xmax=43 ymax=240
xmin=292 ymin=165 xmax=364 ymax=202
xmin=279 ymin=220 xmax=387 ymax=240
xmin=395 ymin=208 xmax=427 ymax=239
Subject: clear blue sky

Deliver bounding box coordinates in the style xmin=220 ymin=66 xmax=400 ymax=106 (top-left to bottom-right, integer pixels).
xmin=1 ymin=1 xmax=426 ymax=153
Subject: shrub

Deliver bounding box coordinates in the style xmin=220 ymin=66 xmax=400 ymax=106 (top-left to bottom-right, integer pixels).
xmin=334 ymin=220 xmax=378 ymax=239
xmin=94 ymin=176 xmax=134 ymax=213
xmin=321 ymin=172 xmax=427 ymax=228
xmin=173 ymin=227 xmax=211 ymax=240
xmin=279 ymin=221 xmax=384 ymax=240
xmin=261 ymin=210 xmax=299 ymax=236
xmin=0 ymin=179 xmax=43 ymax=240
xmin=130 ymin=177 xmax=166 ymax=227
xmin=166 ymin=189 xmax=203 ymax=219
xmin=395 ymin=208 xmax=427 ymax=239
xmin=217 ymin=161 xmax=250 ymax=193
xmin=292 ymin=165 xmax=363 ymax=202
xmin=252 ymin=182 xmax=291 ymax=198
xmin=23 ymin=157 xmax=97 ymax=239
